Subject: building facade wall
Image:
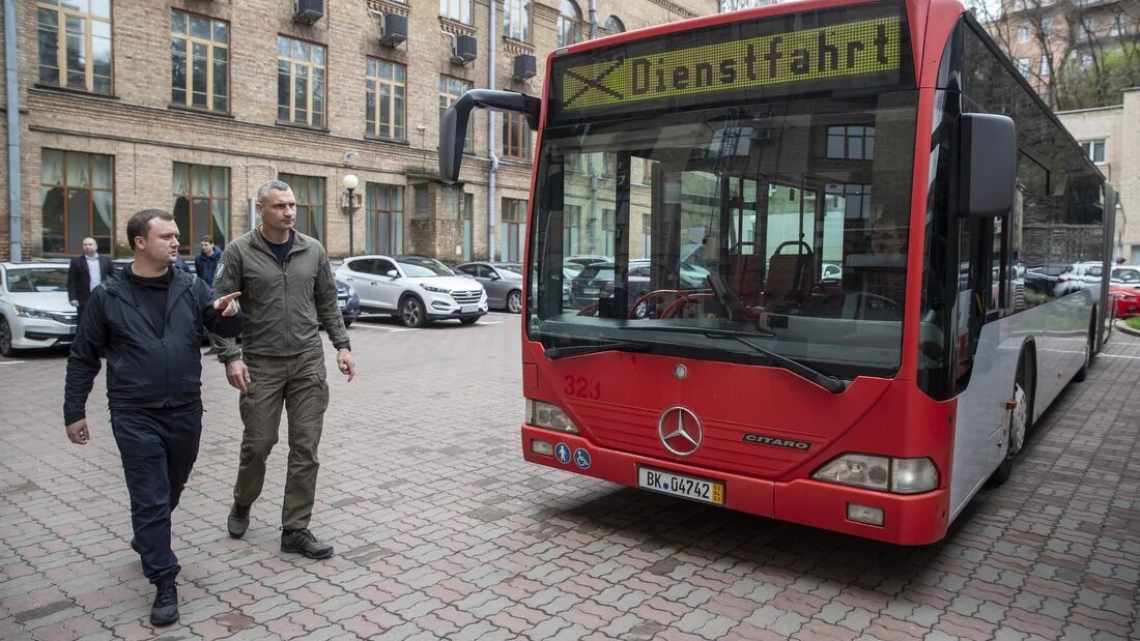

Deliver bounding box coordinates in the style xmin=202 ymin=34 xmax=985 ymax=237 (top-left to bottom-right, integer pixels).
xmin=1 ymin=0 xmax=716 ymax=263
xmin=1057 ymin=87 xmax=1139 ymax=263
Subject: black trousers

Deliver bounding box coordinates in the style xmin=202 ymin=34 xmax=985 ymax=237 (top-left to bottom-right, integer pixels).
xmin=110 ymin=403 xmax=202 ymax=584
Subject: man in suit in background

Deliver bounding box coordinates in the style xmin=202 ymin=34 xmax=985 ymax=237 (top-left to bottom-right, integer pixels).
xmin=67 ymin=237 xmax=114 ymax=324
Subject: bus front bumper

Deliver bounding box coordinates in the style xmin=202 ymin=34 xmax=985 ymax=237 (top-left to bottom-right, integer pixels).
xmin=522 ymin=426 xmax=949 ymax=546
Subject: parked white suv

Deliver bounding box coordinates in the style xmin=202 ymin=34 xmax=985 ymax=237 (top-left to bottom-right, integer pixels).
xmin=335 ymin=255 xmax=487 ymax=327
xmin=0 ymin=263 xmax=79 ymax=356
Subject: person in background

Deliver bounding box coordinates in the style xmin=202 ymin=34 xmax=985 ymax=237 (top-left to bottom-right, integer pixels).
xmin=195 ymin=236 xmax=223 ymax=287
xmin=63 ymin=209 xmax=242 ymax=627
xmin=67 ymin=237 xmax=113 ymax=324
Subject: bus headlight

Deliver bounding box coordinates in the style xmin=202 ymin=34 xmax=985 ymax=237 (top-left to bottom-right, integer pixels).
xmin=813 ymin=454 xmax=890 ymax=491
xmin=891 ymin=458 xmax=940 ymax=494
xmin=525 ymin=399 xmax=578 ymax=433
xmin=813 ymin=455 xmax=939 ymax=494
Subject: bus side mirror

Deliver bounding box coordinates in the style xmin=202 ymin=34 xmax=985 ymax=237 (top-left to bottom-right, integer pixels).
xmin=959 ymin=113 xmax=1016 ymax=218
xmin=440 ymin=89 xmax=541 ymax=183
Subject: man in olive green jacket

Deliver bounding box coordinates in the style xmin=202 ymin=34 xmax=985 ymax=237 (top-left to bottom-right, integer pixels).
xmin=212 ymin=179 xmax=356 ymax=559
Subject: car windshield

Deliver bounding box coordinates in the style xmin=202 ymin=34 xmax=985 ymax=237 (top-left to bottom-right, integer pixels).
xmin=7 ymin=267 xmax=69 ymax=293
xmin=1113 ymin=267 xmax=1140 ymax=283
xmin=397 ymin=259 xmax=453 ymax=278
xmin=494 ymin=264 xmax=523 ymax=278
xmin=528 ymin=93 xmax=918 ymax=378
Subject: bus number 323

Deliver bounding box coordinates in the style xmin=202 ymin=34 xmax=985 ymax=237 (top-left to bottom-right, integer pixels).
xmin=564 ymin=376 xmax=601 ymax=400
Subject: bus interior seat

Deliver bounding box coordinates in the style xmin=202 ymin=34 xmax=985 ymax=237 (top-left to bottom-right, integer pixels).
xmin=765 ymin=242 xmax=815 ymax=304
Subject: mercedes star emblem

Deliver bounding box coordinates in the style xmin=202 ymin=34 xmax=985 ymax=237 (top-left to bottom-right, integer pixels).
xmin=674 ymin=363 xmax=688 ymax=380
xmin=658 ymin=406 xmax=703 ymax=457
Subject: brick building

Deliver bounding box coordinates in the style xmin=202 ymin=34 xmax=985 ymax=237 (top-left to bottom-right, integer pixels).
xmin=0 ymin=0 xmax=715 ymax=263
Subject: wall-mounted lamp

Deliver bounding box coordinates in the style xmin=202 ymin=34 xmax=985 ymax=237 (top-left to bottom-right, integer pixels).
xmin=342 ymin=174 xmax=361 ymax=256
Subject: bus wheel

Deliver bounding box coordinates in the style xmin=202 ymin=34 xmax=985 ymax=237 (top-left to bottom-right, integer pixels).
xmin=991 ymin=360 xmax=1032 ymax=487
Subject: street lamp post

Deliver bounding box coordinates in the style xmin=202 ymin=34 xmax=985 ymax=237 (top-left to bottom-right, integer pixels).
xmin=343 ymin=174 xmax=360 ymax=257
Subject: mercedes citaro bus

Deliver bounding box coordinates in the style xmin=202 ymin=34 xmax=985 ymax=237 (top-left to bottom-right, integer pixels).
xmin=440 ymin=0 xmax=1113 ymax=544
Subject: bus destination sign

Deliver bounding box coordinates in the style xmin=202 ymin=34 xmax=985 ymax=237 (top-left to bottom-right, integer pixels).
xmin=560 ymin=15 xmax=902 ymax=113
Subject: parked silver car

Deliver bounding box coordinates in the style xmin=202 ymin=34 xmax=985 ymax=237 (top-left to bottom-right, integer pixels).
xmin=335 ymin=255 xmax=488 ymax=327
xmin=455 ymin=262 xmax=524 ymax=313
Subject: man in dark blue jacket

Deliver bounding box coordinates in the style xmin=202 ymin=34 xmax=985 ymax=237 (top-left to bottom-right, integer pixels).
xmin=63 ymin=209 xmax=242 ymax=627
xmin=194 ymin=236 xmax=222 ymax=287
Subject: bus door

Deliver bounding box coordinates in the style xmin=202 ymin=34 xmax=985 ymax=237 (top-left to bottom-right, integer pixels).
xmin=954 ymin=211 xmax=1011 ymax=386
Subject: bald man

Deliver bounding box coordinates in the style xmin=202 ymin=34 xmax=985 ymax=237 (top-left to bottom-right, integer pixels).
xmin=67 ymin=237 xmax=114 ymax=326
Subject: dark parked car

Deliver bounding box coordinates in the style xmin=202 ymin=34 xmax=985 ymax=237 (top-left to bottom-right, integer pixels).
xmin=455 ymin=262 xmax=524 ymax=313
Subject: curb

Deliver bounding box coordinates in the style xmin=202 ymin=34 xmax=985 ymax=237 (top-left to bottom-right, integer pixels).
xmin=1114 ymin=319 xmax=1140 ymax=338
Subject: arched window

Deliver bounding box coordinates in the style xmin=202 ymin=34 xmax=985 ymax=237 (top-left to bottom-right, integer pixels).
xmin=604 ymin=15 xmax=625 ymax=34
xmin=557 ymin=0 xmax=582 ymax=48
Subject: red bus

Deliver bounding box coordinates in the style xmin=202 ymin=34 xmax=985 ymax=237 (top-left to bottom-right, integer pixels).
xmin=440 ymin=0 xmax=1115 ymax=544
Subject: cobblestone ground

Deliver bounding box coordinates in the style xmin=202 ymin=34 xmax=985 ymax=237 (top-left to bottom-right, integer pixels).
xmin=1 ymin=313 xmax=1138 ymax=641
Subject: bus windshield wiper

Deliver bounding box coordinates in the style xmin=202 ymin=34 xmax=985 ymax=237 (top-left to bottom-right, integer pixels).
xmin=619 ymin=326 xmax=845 ymax=393
xmin=708 ymin=332 xmax=847 ymax=393
xmin=543 ymin=338 xmax=651 ymax=360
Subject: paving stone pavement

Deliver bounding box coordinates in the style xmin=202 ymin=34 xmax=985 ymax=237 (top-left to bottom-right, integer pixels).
xmin=1 ymin=313 xmax=1138 ymax=641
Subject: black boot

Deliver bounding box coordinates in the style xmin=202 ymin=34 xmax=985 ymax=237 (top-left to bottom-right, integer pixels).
xmin=281 ymin=528 xmax=334 ymax=560
xmin=150 ymin=576 xmax=178 ymax=627
xmin=227 ymin=503 xmax=250 ymax=539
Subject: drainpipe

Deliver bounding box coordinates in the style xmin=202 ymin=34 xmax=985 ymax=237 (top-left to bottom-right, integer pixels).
xmin=487 ymin=0 xmax=499 ymax=261
xmin=589 ymin=0 xmax=597 ymax=38
xmin=5 ymin=0 xmax=23 ymax=262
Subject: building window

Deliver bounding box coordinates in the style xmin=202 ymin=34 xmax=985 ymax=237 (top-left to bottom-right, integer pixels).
xmin=36 ymin=0 xmax=113 ymax=94
xmin=277 ymin=36 xmax=326 ymax=128
xmin=440 ymin=76 xmax=474 ymax=152
xmin=1039 ymin=56 xmax=1050 ymax=77
xmin=502 ymin=112 xmax=531 ymax=160
xmin=440 ymin=0 xmax=472 ymax=24
xmin=1080 ymin=140 xmax=1106 ymax=164
xmin=1016 ymin=57 xmax=1031 ymax=76
xmin=1080 ymin=53 xmax=1095 ymax=69
xmin=171 ymin=11 xmax=229 ymax=112
xmin=825 ymin=126 xmax=875 ymax=160
xmin=278 ymin=174 xmax=325 ymax=242
xmin=41 ymin=149 xmax=114 ymax=256
xmin=1015 ymin=25 xmax=1029 ymax=42
xmin=366 ymin=59 xmax=406 ymax=141
xmin=462 ymin=192 xmax=474 ymax=260
xmin=501 ymin=198 xmax=527 ymax=262
xmin=1040 ymin=16 xmax=1053 ymax=35
xmin=604 ymin=15 xmax=625 ymax=34
xmin=563 ymin=205 xmax=581 ymax=256
xmin=557 ymin=0 xmax=582 ymax=48
xmin=504 ymin=0 xmax=530 ymax=41
xmin=1110 ymin=15 xmax=1124 ymax=36
xmin=602 ymin=209 xmax=615 ymax=255
xmin=642 ymin=212 xmax=652 ymax=256
xmin=366 ymin=183 xmax=403 ymax=255
xmin=173 ymin=163 xmax=230 ymax=253
xmin=826 ymin=184 xmax=872 ymax=220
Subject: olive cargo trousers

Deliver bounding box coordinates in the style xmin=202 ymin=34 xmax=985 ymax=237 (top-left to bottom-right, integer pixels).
xmin=232 ymin=347 xmax=329 ymax=530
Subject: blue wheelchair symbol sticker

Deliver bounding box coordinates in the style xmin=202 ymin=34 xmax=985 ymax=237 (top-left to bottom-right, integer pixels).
xmin=573 ymin=448 xmax=592 ymax=470
xmin=554 ymin=443 xmax=572 ymax=465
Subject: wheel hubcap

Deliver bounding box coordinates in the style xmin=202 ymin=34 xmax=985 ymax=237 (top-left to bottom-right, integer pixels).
xmin=509 ymin=293 xmax=520 ymax=313
xmin=1009 ymin=384 xmax=1028 ymax=455
xmin=404 ymin=302 xmax=419 ymax=324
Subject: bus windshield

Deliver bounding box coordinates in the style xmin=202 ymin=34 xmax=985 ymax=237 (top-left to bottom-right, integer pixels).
xmin=528 ymin=92 xmax=917 ymax=378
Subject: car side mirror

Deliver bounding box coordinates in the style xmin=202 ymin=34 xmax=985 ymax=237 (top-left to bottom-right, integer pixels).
xmin=489 ymin=272 xmax=501 ymax=281
xmin=959 ymin=113 xmax=1017 ymax=218
xmin=386 ymin=269 xmax=398 ymax=278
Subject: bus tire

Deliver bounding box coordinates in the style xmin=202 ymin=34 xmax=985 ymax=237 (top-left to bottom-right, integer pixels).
xmin=990 ymin=349 xmax=1035 ymax=487
xmin=1073 ymin=313 xmax=1096 ymax=382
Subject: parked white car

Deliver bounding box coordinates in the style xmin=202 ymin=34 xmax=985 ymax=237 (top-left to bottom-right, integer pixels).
xmin=335 ymin=255 xmax=487 ymax=327
xmin=0 ymin=263 xmax=80 ymax=356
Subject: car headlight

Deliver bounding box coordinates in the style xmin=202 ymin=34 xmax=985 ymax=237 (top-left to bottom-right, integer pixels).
xmin=15 ymin=305 xmax=55 ymax=320
xmin=420 ymin=284 xmax=450 ymax=294
xmin=812 ymin=454 xmax=938 ymax=494
xmin=525 ymin=399 xmax=578 ymax=433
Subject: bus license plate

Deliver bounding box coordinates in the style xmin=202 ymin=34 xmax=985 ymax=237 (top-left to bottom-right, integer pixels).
xmin=638 ymin=467 xmax=724 ymax=506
